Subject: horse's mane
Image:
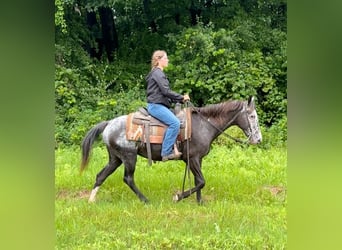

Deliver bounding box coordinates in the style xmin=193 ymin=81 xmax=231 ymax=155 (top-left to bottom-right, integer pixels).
xmin=194 ymin=100 xmax=244 ymax=124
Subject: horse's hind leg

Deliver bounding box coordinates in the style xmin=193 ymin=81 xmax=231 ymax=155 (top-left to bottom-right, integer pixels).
xmin=122 ymin=156 xmax=149 ymax=203
xmin=89 ymin=155 xmax=122 ymax=203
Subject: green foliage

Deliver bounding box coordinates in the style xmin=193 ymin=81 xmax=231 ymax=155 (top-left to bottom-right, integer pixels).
xmin=167 ymin=23 xmax=286 ymax=125
xmin=55 ymin=62 xmax=147 ymax=146
xmin=54 ymin=0 xmax=287 ymax=146
xmin=260 ymin=115 xmax=287 ymax=149
xmin=55 ymin=0 xmax=67 ymax=34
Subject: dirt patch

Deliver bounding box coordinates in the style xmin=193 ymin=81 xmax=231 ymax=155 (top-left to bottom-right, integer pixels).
xmin=56 ymin=189 xmax=90 ymax=200
xmin=262 ymin=185 xmax=286 ymax=196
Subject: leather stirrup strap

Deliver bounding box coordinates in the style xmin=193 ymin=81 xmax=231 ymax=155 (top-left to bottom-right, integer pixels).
xmin=144 ymin=122 xmax=152 ymax=166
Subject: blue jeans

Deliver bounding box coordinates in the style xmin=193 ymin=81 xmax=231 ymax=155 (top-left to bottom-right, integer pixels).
xmin=147 ymin=103 xmax=180 ymax=157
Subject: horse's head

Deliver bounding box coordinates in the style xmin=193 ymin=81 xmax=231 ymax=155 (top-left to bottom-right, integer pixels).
xmin=238 ymin=96 xmax=262 ymax=144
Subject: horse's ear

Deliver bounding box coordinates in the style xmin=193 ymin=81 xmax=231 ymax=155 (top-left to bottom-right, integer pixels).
xmin=247 ymin=96 xmax=255 ymax=109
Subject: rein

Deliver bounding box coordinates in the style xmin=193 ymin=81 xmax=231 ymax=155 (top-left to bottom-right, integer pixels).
xmin=182 ymin=102 xmax=192 ymax=196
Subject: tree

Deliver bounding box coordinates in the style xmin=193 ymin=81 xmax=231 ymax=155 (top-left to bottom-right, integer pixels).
xmin=98 ymin=6 xmax=119 ymax=62
xmin=55 ymin=0 xmax=287 ymax=145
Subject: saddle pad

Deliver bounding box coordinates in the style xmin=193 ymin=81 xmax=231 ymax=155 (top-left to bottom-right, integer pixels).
xmin=126 ymin=108 xmax=192 ymax=144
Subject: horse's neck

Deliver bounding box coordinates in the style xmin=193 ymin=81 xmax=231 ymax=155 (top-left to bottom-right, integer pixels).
xmin=214 ymin=109 xmax=240 ymax=127
xmin=200 ymin=107 xmax=242 ymax=136
xmin=222 ymin=109 xmax=242 ymax=130
xmin=192 ymin=112 xmax=226 ymax=140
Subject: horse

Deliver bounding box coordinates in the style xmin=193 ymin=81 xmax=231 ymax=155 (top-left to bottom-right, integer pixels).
xmin=80 ymin=96 xmax=262 ymax=204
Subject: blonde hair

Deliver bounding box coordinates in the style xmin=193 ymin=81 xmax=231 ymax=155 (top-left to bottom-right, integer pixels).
xmin=151 ymin=50 xmax=166 ymax=69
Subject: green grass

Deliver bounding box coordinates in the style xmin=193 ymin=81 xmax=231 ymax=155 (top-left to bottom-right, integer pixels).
xmin=55 ymin=143 xmax=286 ymax=249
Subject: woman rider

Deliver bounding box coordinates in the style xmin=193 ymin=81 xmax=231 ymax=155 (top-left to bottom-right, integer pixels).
xmin=145 ymin=50 xmax=190 ymax=161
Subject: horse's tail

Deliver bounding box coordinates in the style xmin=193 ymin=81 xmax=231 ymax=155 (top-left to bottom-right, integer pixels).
xmin=80 ymin=121 xmax=109 ymax=173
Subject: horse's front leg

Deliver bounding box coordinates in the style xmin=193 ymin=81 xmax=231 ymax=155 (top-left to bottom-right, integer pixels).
xmin=196 ymin=182 xmax=203 ymax=204
xmin=173 ymin=157 xmax=205 ymax=203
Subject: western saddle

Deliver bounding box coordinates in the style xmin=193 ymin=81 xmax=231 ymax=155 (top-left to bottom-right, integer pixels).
xmin=126 ymin=107 xmax=192 ymax=165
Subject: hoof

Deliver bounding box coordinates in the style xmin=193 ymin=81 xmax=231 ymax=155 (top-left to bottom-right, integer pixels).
xmin=172 ymin=194 xmax=179 ymax=202
xmin=88 ymin=197 xmax=96 ymax=203
xmin=198 ymin=200 xmax=205 ymax=205
xmin=88 ymin=187 xmax=99 ymax=203
xmin=173 ymin=191 xmax=182 ymax=202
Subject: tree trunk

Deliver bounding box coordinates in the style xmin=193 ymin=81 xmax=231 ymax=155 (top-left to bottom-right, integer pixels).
xmin=98 ymin=7 xmax=119 ymax=62
xmin=175 ymin=12 xmax=180 ymax=25
xmin=86 ymin=11 xmax=102 ymax=60
xmin=189 ymin=1 xmax=201 ymax=26
xmin=143 ymin=0 xmax=158 ymax=32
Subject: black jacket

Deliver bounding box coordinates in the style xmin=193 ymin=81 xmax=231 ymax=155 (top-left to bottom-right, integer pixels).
xmin=146 ymin=68 xmax=183 ymax=108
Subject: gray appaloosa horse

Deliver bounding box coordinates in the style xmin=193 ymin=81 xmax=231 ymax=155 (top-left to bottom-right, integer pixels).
xmin=80 ymin=96 xmax=262 ymax=204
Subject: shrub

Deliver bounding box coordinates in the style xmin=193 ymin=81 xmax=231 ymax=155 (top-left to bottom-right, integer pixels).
xmin=55 ymin=62 xmax=147 ymax=146
xmin=167 ymin=24 xmax=286 ymax=126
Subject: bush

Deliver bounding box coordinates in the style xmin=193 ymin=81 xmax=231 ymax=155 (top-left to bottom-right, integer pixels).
xmin=259 ymin=115 xmax=287 ymax=149
xmin=55 ymin=62 xmax=147 ymax=146
xmin=55 ymin=25 xmax=286 ymax=146
xmin=167 ymin=24 xmax=286 ymax=126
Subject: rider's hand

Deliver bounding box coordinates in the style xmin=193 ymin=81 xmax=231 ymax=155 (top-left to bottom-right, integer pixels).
xmin=183 ymin=94 xmax=190 ymax=102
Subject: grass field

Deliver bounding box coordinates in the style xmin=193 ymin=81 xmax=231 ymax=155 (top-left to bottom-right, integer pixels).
xmin=55 ymin=143 xmax=286 ymax=249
